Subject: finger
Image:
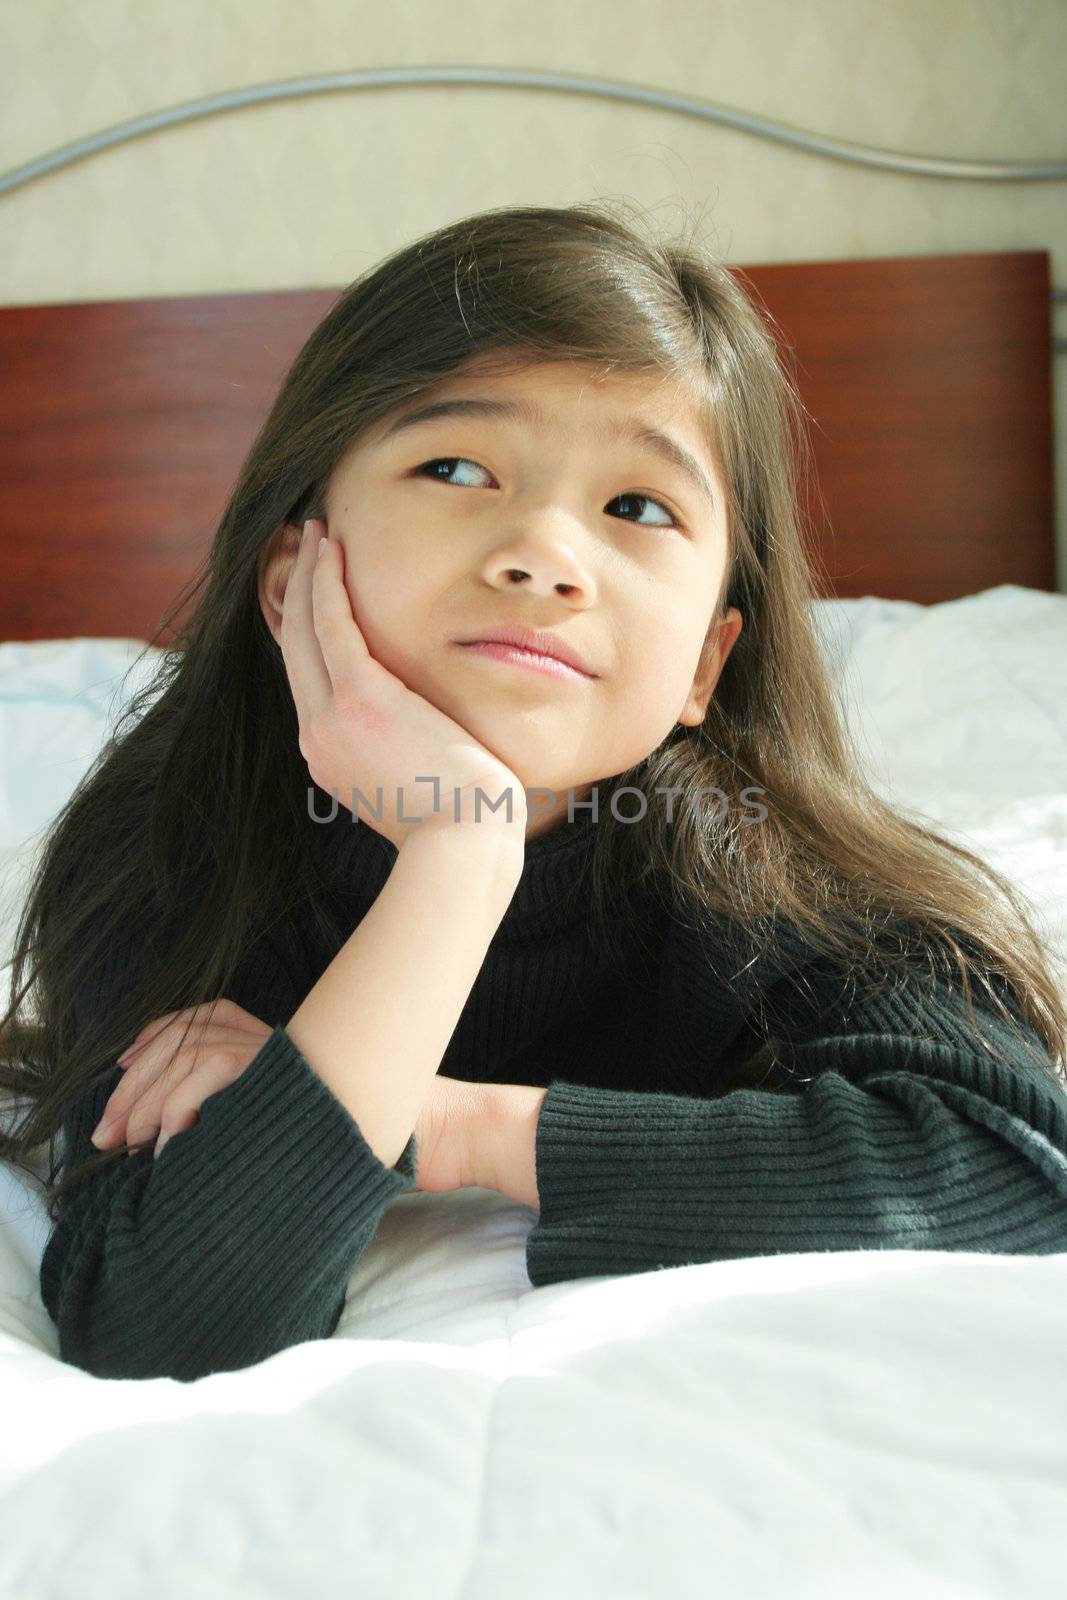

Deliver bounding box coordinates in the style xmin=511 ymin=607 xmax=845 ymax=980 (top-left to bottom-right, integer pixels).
xmin=92 ymin=1023 xmax=186 ymax=1144
xmin=280 ymin=518 xmax=333 ymax=729
xmin=96 ymin=1019 xmax=248 ymax=1144
xmin=311 ymin=533 xmax=371 ymax=690
xmin=117 ymin=1009 xmax=186 ymax=1067
xmin=122 ymin=1066 xmax=193 ymax=1153
xmin=146 ymin=1050 xmax=253 ymax=1158
xmin=123 ymin=999 xmax=233 ymax=1067
xmin=106 ymin=1008 xmax=214 ymax=1106
xmin=117 ymin=1001 xmax=225 ymax=1069
xmin=152 ymin=1112 xmax=199 ymax=1159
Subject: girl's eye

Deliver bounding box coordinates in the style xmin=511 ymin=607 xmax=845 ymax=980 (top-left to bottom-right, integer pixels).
xmin=412 ymin=458 xmax=681 ymax=530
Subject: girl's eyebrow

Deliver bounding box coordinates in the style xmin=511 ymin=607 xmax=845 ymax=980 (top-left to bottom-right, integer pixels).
xmin=379 ymin=395 xmax=717 ymax=512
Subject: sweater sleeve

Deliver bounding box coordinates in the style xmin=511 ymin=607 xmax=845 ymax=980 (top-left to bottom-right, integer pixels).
xmin=524 ymin=1007 xmax=1067 ymax=1288
xmin=39 ymin=927 xmax=419 ymax=1382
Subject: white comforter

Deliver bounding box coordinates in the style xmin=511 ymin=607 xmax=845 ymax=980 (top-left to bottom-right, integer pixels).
xmin=1 ymin=583 xmax=1065 ymax=1598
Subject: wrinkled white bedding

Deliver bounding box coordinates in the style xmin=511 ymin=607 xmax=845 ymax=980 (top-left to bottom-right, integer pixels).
xmin=1 ymin=584 xmax=1065 ymax=1599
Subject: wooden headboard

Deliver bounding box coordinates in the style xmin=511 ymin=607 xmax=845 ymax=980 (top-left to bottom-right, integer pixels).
xmin=0 ymin=249 xmax=1054 ymax=642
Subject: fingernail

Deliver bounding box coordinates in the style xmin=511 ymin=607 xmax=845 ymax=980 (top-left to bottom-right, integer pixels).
xmin=317 ymin=536 xmax=327 ymax=561
xmin=303 ymin=518 xmax=316 ymax=542
xmin=90 ymin=1119 xmax=112 ymax=1148
xmin=154 ymin=1132 xmax=171 ymax=1159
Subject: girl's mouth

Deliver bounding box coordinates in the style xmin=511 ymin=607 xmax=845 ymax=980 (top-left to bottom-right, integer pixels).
xmin=456 ymin=642 xmax=591 ymax=683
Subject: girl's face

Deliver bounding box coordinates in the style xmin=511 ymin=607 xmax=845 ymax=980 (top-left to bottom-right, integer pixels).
xmin=264 ymin=357 xmax=743 ymax=841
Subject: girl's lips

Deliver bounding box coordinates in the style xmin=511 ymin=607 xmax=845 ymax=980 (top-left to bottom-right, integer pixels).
xmin=456 ymin=641 xmax=591 ymax=683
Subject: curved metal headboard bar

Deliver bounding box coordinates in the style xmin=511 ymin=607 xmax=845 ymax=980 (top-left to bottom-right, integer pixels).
xmin=4 ymin=66 xmax=1064 ymax=352
xmin=2 ymin=65 xmax=1067 ymax=200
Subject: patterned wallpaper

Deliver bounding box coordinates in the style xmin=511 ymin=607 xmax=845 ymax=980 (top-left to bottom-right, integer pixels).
xmin=1 ymin=0 xmax=1064 ymax=587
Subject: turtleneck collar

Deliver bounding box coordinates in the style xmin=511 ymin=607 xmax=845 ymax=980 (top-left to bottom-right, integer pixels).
xmin=306 ymin=792 xmax=602 ymax=945
xmin=496 ymin=807 xmax=601 ymax=940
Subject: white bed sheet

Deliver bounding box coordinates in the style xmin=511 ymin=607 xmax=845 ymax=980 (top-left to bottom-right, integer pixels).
xmin=1 ymin=584 xmax=1065 ymax=1598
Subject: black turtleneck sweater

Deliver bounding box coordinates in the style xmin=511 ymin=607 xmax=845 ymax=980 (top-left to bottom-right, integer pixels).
xmin=39 ymin=804 xmax=1067 ymax=1381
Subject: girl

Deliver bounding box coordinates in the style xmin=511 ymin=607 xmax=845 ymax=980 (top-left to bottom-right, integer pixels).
xmin=2 ymin=200 xmax=1066 ymax=1383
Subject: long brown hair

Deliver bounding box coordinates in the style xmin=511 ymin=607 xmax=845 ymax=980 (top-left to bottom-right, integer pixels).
xmin=3 ymin=199 xmax=1064 ymax=1226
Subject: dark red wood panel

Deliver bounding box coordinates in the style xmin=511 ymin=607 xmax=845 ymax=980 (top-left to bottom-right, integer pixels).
xmin=736 ymin=251 xmax=1054 ymax=602
xmin=0 ymin=289 xmax=337 ymax=642
xmin=0 ymin=251 xmax=1054 ymax=641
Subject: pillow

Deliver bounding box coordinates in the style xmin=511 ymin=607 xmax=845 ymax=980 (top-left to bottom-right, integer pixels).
xmin=808 ymin=583 xmax=1067 ymax=997
xmin=0 ymin=636 xmax=167 ymax=968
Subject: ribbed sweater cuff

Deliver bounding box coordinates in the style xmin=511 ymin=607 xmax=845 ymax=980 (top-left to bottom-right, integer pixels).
xmin=41 ymin=1025 xmax=418 ymax=1379
xmin=526 ymin=1048 xmax=1067 ymax=1287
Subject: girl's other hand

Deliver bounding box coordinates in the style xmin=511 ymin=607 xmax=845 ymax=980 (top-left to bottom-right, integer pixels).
xmin=282 ymin=519 xmax=527 ymax=853
xmin=89 ymin=1000 xmax=273 ymax=1159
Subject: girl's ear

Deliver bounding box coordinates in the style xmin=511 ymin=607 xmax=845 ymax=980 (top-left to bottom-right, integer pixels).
xmin=677 ymin=607 xmax=743 ymax=728
xmin=257 ymin=522 xmax=304 ymax=644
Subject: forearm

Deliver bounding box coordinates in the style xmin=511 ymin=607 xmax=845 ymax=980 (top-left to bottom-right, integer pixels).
xmin=286 ymin=821 xmax=523 ymax=1169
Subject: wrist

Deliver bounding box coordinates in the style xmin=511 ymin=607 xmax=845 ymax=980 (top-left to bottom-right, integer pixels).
xmin=480 ymin=1082 xmax=547 ymax=1208
xmin=399 ymin=813 xmax=526 ymax=893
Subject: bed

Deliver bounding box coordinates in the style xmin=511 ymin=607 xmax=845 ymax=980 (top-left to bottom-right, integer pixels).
xmin=0 ymin=244 xmax=1065 ymax=1598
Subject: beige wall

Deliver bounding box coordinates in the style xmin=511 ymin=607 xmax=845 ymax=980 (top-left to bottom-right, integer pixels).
xmin=2 ymin=0 xmax=1065 ymax=590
